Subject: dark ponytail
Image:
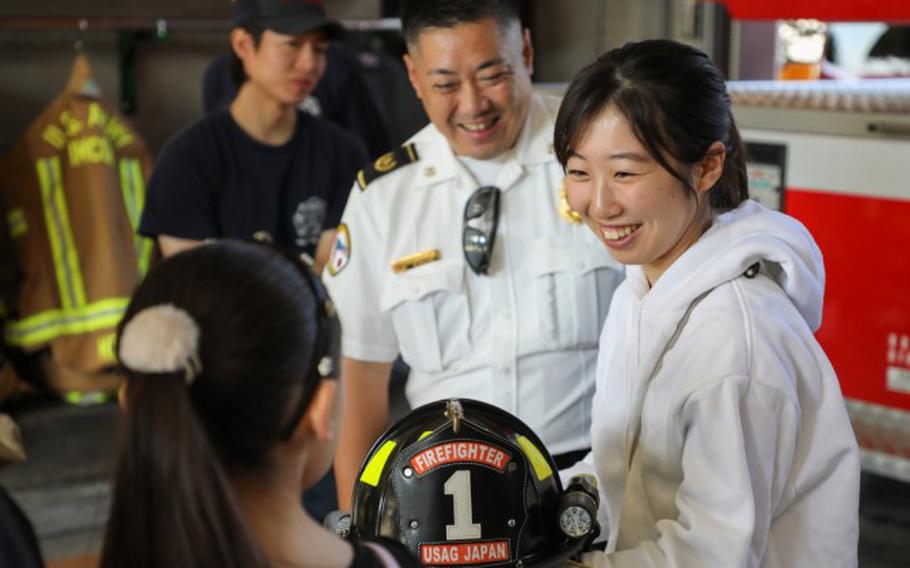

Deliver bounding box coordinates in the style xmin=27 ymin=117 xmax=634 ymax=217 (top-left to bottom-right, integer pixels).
xmin=555 ymin=39 xmax=749 ymax=212
xmin=101 ymin=374 xmax=267 ymax=568
xmin=716 ymin=119 xmax=748 ymax=210
xmin=101 ymin=241 xmax=323 ymax=568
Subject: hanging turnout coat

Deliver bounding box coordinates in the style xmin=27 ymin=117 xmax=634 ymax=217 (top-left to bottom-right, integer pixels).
xmin=0 ymin=54 xmax=153 ymax=396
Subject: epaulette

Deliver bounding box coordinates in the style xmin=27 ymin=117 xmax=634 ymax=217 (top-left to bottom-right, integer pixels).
xmin=356 ymin=143 xmax=419 ymax=190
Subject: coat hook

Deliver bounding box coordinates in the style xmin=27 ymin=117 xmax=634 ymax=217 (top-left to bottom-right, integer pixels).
xmin=74 ymin=18 xmax=89 ymax=52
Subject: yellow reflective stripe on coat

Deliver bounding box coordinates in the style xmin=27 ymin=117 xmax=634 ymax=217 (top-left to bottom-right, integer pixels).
xmin=119 ymin=158 xmax=153 ymax=278
xmin=6 ymin=208 xmax=28 ymax=238
xmin=4 ymin=297 xmax=130 ymax=348
xmin=96 ymin=332 xmax=117 ymax=364
xmin=65 ymin=390 xmax=113 ymax=406
xmin=127 ymin=159 xmax=154 ymax=277
xmin=36 ymin=157 xmax=86 ymax=309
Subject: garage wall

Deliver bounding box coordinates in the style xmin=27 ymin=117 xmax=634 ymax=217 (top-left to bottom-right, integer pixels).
xmin=0 ymin=0 xmax=384 ymax=155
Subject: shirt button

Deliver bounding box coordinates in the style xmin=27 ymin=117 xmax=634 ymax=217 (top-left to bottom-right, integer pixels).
xmin=577 ymin=261 xmax=586 ymax=271
xmin=501 ymin=366 xmax=511 ymax=374
xmin=412 ymin=286 xmax=421 ymax=295
xmin=502 ymin=312 xmax=511 ymax=320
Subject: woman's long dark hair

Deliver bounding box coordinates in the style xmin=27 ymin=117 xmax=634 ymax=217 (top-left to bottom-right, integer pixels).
xmin=554 ymin=39 xmax=748 ymax=211
xmin=101 ymin=241 xmax=322 ymax=568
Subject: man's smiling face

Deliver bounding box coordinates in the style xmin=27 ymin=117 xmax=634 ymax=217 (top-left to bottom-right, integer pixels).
xmin=404 ymin=16 xmax=534 ymax=159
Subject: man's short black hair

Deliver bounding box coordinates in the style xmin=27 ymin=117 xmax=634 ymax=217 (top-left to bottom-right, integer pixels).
xmin=400 ymin=0 xmax=522 ymax=46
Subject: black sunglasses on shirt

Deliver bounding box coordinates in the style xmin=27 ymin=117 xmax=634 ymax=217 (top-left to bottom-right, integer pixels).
xmin=462 ymin=186 xmax=501 ymax=275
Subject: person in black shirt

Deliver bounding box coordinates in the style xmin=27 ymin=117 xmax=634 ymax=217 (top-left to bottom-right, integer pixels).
xmin=202 ymin=44 xmax=392 ymax=159
xmin=140 ymin=0 xmax=365 ymax=523
xmin=140 ymin=0 xmax=366 ymax=273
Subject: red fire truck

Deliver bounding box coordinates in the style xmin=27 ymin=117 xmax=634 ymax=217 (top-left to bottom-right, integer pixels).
xmin=720 ymin=0 xmax=910 ymax=481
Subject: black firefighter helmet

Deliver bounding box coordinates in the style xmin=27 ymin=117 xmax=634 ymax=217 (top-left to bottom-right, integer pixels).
xmin=351 ymin=399 xmax=599 ymax=567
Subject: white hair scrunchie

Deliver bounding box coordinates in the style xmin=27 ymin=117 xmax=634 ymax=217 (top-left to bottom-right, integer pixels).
xmin=118 ymin=304 xmax=202 ymax=384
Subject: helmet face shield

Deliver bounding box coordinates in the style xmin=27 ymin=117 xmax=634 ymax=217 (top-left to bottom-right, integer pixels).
xmin=352 ymin=399 xmax=579 ymax=567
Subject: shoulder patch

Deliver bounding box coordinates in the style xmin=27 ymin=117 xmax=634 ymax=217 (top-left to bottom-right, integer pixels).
xmin=356 ymin=143 xmax=419 ymax=190
xmin=327 ymin=223 xmax=351 ymax=277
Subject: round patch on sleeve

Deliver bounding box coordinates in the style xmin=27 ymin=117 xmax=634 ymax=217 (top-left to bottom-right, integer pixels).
xmin=327 ymin=223 xmax=351 ymax=277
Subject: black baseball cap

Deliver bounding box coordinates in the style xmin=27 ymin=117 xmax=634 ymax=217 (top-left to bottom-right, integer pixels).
xmin=232 ymin=0 xmax=345 ymax=39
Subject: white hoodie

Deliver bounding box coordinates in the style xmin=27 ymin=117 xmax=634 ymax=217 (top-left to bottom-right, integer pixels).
xmin=573 ymin=200 xmax=860 ymax=568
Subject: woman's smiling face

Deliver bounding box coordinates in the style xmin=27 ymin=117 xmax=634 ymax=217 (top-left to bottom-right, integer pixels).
xmin=563 ymin=104 xmax=710 ymax=286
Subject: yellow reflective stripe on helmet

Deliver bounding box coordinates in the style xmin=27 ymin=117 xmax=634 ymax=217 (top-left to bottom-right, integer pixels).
xmin=36 ymin=157 xmax=86 ymax=309
xmin=517 ymin=436 xmax=553 ymax=482
xmin=119 ymin=158 xmax=153 ymax=278
xmin=359 ymin=440 xmax=398 ymax=487
xmin=4 ymin=297 xmax=130 ymax=348
xmin=418 ymin=431 xmax=434 ymax=441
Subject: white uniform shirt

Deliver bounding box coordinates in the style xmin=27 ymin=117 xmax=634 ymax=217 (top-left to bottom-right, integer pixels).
xmin=325 ymin=93 xmax=623 ymax=454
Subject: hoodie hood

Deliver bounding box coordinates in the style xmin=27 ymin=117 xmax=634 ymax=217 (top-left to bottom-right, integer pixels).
xmin=628 ymin=199 xmax=826 ymax=331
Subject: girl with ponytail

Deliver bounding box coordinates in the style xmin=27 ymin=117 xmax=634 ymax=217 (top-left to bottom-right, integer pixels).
xmin=101 ymin=240 xmax=415 ymax=568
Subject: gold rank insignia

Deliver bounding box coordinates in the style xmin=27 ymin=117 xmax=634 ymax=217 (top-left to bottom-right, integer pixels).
xmin=391 ymin=249 xmax=441 ymax=273
xmin=558 ymin=178 xmax=583 ymax=224
xmin=356 ymin=143 xmax=420 ymax=190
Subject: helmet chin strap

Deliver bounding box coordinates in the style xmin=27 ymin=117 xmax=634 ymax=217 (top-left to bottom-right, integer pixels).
xmin=518 ymin=529 xmax=600 ymax=568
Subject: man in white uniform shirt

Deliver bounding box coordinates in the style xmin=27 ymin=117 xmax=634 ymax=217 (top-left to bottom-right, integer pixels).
xmin=324 ymin=0 xmax=623 ymax=508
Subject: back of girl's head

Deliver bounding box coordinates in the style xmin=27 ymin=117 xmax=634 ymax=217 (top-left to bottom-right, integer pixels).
xmin=101 ymin=240 xmax=323 ymax=568
xmin=554 ymin=39 xmax=748 ymax=211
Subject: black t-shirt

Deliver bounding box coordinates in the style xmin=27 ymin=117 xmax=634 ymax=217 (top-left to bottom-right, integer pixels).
xmin=139 ymin=109 xmax=366 ymax=256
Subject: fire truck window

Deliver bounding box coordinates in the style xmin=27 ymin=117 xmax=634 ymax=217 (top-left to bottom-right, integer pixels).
xmin=827 ymin=22 xmax=910 ymax=77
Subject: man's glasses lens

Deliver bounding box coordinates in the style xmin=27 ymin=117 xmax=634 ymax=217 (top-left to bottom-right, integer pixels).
xmin=462 ymin=186 xmax=500 ymax=275
xmin=465 ymin=188 xmax=497 ymax=220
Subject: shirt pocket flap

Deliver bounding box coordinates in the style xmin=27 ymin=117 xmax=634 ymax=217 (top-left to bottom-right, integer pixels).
xmin=530 ymin=240 xmax=616 ymax=277
xmin=380 ymin=258 xmax=465 ymax=311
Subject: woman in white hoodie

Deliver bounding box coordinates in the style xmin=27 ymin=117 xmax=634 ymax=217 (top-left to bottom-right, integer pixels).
xmin=553 ymin=39 xmax=860 ymax=567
